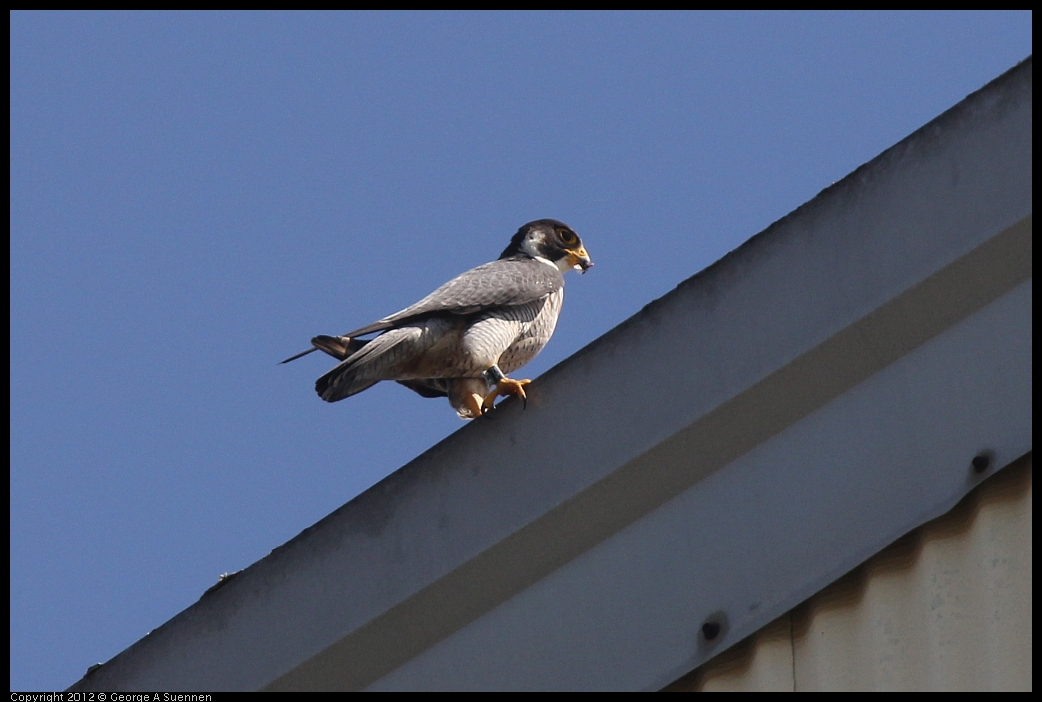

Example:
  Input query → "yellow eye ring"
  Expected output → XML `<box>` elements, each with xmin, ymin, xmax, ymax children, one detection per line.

<box><xmin>558</xmin><ymin>229</ymin><xmax>577</xmax><ymax>245</ymax></box>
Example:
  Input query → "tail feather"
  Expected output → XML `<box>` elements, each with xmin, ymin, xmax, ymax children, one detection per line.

<box><xmin>313</xmin><ymin>328</ymin><xmax>419</xmax><ymax>402</ymax></box>
<box><xmin>280</xmin><ymin>335</ymin><xmax>368</xmax><ymax>364</ymax></box>
<box><xmin>311</xmin><ymin>335</ymin><xmax>368</xmax><ymax>360</ymax></box>
<box><xmin>315</xmin><ymin>366</ymin><xmax>378</xmax><ymax>402</ymax></box>
<box><xmin>280</xmin><ymin>347</ymin><xmax>318</xmax><ymax>364</ymax></box>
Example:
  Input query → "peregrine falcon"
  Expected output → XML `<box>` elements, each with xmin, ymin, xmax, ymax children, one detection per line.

<box><xmin>282</xmin><ymin>219</ymin><xmax>592</xmax><ymax>419</ymax></box>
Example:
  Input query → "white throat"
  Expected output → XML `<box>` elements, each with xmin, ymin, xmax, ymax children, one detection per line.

<box><xmin>521</xmin><ymin>237</ymin><xmax>574</xmax><ymax>272</ymax></box>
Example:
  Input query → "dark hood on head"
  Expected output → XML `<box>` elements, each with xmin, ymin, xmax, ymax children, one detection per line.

<box><xmin>499</xmin><ymin>219</ymin><xmax>572</xmax><ymax>259</ymax></box>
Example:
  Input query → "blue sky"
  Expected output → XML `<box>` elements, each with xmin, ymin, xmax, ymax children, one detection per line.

<box><xmin>10</xmin><ymin>11</ymin><xmax>1031</xmax><ymax>691</ymax></box>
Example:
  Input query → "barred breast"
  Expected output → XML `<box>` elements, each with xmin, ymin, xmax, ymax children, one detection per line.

<box><xmin>497</xmin><ymin>286</ymin><xmax>564</xmax><ymax>374</ymax></box>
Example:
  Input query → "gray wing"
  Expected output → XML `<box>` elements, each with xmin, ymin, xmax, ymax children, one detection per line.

<box><xmin>344</xmin><ymin>256</ymin><xmax>564</xmax><ymax>337</ymax></box>
<box><xmin>300</xmin><ymin>335</ymin><xmax>449</xmax><ymax>397</ymax></box>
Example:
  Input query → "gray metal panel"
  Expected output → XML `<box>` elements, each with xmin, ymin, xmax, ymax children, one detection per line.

<box><xmin>671</xmin><ymin>614</ymin><xmax>797</xmax><ymax>692</ymax></box>
<box><xmin>676</xmin><ymin>454</ymin><xmax>1032</xmax><ymax>692</ymax></box>
<box><xmin>792</xmin><ymin>458</ymin><xmax>1033</xmax><ymax>691</ymax></box>
<box><xmin>368</xmin><ymin>279</ymin><xmax>1031</xmax><ymax>690</ymax></box>
<box><xmin>70</xmin><ymin>59</ymin><xmax>1032</xmax><ymax>692</ymax></box>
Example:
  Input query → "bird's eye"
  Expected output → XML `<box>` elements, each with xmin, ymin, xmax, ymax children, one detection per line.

<box><xmin>558</xmin><ymin>229</ymin><xmax>577</xmax><ymax>245</ymax></box>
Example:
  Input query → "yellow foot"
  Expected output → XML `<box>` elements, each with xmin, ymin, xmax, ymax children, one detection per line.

<box><xmin>482</xmin><ymin>378</ymin><xmax>532</xmax><ymax>413</ymax></box>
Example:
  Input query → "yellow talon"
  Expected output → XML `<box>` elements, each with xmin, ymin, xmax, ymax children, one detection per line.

<box><xmin>482</xmin><ymin>378</ymin><xmax>532</xmax><ymax>413</ymax></box>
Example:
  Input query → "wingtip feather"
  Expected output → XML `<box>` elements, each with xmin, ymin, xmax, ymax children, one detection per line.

<box><xmin>280</xmin><ymin>347</ymin><xmax>317</xmax><ymax>364</ymax></box>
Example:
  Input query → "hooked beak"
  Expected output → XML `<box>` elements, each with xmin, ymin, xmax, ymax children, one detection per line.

<box><xmin>567</xmin><ymin>245</ymin><xmax>593</xmax><ymax>274</ymax></box>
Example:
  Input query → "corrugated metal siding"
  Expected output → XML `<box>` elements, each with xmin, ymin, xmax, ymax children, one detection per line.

<box><xmin>666</xmin><ymin>453</ymin><xmax>1032</xmax><ymax>692</ymax></box>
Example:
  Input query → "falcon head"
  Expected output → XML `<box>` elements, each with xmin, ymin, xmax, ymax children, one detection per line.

<box><xmin>500</xmin><ymin>219</ymin><xmax>593</xmax><ymax>273</ymax></box>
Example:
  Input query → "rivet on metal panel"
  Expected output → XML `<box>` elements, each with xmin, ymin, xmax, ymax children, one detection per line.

<box><xmin>971</xmin><ymin>452</ymin><xmax>992</xmax><ymax>473</ymax></box>
<box><xmin>700</xmin><ymin>611</ymin><xmax>729</xmax><ymax>647</ymax></box>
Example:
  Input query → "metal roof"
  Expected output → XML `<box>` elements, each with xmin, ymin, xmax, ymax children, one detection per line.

<box><xmin>673</xmin><ymin>453</ymin><xmax>1032</xmax><ymax>691</ymax></box>
<box><xmin>71</xmin><ymin>57</ymin><xmax>1032</xmax><ymax>692</ymax></box>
